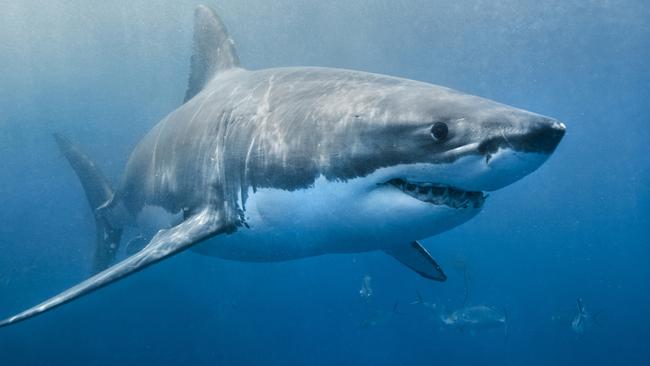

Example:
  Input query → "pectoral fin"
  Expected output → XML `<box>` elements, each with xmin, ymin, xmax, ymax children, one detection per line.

<box><xmin>384</xmin><ymin>241</ymin><xmax>447</xmax><ymax>281</ymax></box>
<box><xmin>0</xmin><ymin>208</ymin><xmax>234</xmax><ymax>328</ymax></box>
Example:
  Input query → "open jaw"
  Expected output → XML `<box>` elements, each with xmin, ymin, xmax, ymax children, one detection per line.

<box><xmin>383</xmin><ymin>178</ymin><xmax>487</xmax><ymax>209</ymax></box>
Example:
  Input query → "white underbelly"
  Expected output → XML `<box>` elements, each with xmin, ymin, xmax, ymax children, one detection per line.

<box><xmin>192</xmin><ymin>181</ymin><xmax>380</xmax><ymax>262</ymax></box>
<box><xmin>191</xmin><ymin>174</ymin><xmax>480</xmax><ymax>262</ymax></box>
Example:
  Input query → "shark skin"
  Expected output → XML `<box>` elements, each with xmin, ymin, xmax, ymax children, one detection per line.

<box><xmin>0</xmin><ymin>5</ymin><xmax>565</xmax><ymax>328</ymax></box>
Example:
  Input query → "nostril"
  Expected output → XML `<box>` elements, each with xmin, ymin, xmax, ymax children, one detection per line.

<box><xmin>477</xmin><ymin>137</ymin><xmax>502</xmax><ymax>156</ymax></box>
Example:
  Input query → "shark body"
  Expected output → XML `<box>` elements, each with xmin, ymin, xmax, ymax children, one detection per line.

<box><xmin>0</xmin><ymin>5</ymin><xmax>565</xmax><ymax>328</ymax></box>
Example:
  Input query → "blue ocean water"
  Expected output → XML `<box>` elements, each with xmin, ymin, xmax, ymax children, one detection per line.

<box><xmin>0</xmin><ymin>1</ymin><xmax>648</xmax><ymax>365</ymax></box>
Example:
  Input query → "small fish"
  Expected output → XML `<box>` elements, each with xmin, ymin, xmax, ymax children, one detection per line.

<box><xmin>410</xmin><ymin>291</ymin><xmax>438</xmax><ymax>314</ymax></box>
<box><xmin>359</xmin><ymin>302</ymin><xmax>401</xmax><ymax>329</ymax></box>
<box><xmin>571</xmin><ymin>298</ymin><xmax>587</xmax><ymax>333</ymax></box>
<box><xmin>571</xmin><ymin>298</ymin><xmax>602</xmax><ymax>334</ymax></box>
<box><xmin>441</xmin><ymin>305</ymin><xmax>508</xmax><ymax>337</ymax></box>
<box><xmin>359</xmin><ymin>275</ymin><xmax>373</xmax><ymax>302</ymax></box>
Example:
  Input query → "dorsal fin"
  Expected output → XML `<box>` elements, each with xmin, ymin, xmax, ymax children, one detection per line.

<box><xmin>184</xmin><ymin>5</ymin><xmax>241</xmax><ymax>102</ymax></box>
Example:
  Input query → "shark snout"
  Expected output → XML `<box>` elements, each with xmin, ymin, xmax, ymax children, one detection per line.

<box><xmin>464</xmin><ymin>117</ymin><xmax>566</xmax><ymax>192</ymax></box>
<box><xmin>514</xmin><ymin>119</ymin><xmax>566</xmax><ymax>154</ymax></box>
<box><xmin>478</xmin><ymin>118</ymin><xmax>566</xmax><ymax>156</ymax></box>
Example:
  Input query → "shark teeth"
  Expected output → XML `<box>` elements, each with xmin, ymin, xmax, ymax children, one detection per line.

<box><xmin>384</xmin><ymin>178</ymin><xmax>486</xmax><ymax>209</ymax></box>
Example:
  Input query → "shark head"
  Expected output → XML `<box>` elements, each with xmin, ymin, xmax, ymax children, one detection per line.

<box><xmin>292</xmin><ymin>72</ymin><xmax>567</xmax><ymax>242</ymax></box>
<box><xmin>354</xmin><ymin>80</ymin><xmax>567</xmax><ymax>188</ymax></box>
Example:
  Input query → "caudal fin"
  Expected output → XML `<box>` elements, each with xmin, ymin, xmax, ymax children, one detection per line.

<box><xmin>53</xmin><ymin>134</ymin><xmax>122</xmax><ymax>272</ymax></box>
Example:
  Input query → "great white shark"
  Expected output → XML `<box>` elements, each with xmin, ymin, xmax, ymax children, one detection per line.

<box><xmin>0</xmin><ymin>5</ymin><xmax>565</xmax><ymax>327</ymax></box>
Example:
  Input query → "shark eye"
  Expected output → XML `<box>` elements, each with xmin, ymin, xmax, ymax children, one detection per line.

<box><xmin>430</xmin><ymin>122</ymin><xmax>449</xmax><ymax>141</ymax></box>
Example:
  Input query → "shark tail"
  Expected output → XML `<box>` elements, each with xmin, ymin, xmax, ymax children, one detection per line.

<box><xmin>53</xmin><ymin>134</ymin><xmax>122</xmax><ymax>273</ymax></box>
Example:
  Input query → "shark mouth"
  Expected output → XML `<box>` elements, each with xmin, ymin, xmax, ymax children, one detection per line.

<box><xmin>384</xmin><ymin>178</ymin><xmax>487</xmax><ymax>209</ymax></box>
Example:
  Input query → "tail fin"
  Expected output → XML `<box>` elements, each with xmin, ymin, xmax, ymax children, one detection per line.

<box><xmin>53</xmin><ymin>134</ymin><xmax>122</xmax><ymax>273</ymax></box>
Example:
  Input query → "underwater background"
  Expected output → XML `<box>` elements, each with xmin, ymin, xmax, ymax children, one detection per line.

<box><xmin>0</xmin><ymin>1</ymin><xmax>648</xmax><ymax>365</ymax></box>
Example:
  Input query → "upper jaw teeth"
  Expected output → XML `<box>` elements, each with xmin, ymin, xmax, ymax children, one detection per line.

<box><xmin>384</xmin><ymin>178</ymin><xmax>486</xmax><ymax>209</ymax></box>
